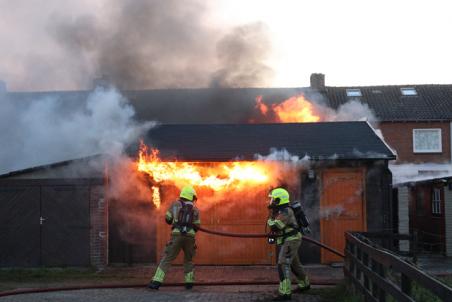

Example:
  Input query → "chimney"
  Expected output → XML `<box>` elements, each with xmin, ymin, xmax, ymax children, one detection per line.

<box><xmin>310</xmin><ymin>73</ymin><xmax>325</xmax><ymax>90</ymax></box>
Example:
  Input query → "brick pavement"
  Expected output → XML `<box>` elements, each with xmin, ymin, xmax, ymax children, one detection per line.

<box><xmin>103</xmin><ymin>264</ymin><xmax>343</xmax><ymax>285</ymax></box>
<box><xmin>0</xmin><ymin>286</ymin><xmax>324</xmax><ymax>302</ymax></box>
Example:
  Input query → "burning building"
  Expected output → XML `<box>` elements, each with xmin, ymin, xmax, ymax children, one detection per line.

<box><xmin>113</xmin><ymin>121</ymin><xmax>395</xmax><ymax>265</ymax></box>
<box><xmin>0</xmin><ymin>121</ymin><xmax>394</xmax><ymax>267</ymax></box>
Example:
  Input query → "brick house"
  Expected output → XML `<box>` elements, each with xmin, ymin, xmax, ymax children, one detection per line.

<box><xmin>312</xmin><ymin>74</ymin><xmax>452</xmax><ymax>256</ymax></box>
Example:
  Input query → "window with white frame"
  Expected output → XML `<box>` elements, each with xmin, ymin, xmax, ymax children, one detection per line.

<box><xmin>432</xmin><ymin>188</ymin><xmax>441</xmax><ymax>215</ymax></box>
<box><xmin>413</xmin><ymin>129</ymin><xmax>442</xmax><ymax>153</ymax></box>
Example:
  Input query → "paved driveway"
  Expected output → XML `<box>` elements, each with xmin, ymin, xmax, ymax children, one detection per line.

<box><xmin>0</xmin><ymin>285</ymin><xmax>323</xmax><ymax>302</ymax></box>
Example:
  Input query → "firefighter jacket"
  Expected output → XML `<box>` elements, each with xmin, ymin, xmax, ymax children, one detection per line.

<box><xmin>165</xmin><ymin>199</ymin><xmax>200</xmax><ymax>237</ymax></box>
<box><xmin>267</xmin><ymin>205</ymin><xmax>301</xmax><ymax>245</ymax></box>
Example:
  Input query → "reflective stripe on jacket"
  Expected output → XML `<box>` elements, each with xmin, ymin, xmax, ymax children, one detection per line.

<box><xmin>267</xmin><ymin>206</ymin><xmax>301</xmax><ymax>245</ymax></box>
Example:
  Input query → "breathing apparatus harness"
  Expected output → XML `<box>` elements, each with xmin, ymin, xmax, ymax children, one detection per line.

<box><xmin>266</xmin><ymin>198</ymin><xmax>311</xmax><ymax>245</ymax></box>
<box><xmin>290</xmin><ymin>200</ymin><xmax>312</xmax><ymax>235</ymax></box>
<box><xmin>172</xmin><ymin>198</ymin><xmax>196</xmax><ymax>234</ymax></box>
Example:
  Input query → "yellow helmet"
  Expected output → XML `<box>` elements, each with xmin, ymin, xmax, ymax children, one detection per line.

<box><xmin>269</xmin><ymin>188</ymin><xmax>290</xmax><ymax>205</ymax></box>
<box><xmin>180</xmin><ymin>186</ymin><xmax>197</xmax><ymax>201</ymax></box>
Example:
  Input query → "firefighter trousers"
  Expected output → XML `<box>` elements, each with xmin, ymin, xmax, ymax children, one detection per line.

<box><xmin>152</xmin><ymin>234</ymin><xmax>196</xmax><ymax>284</ymax></box>
<box><xmin>277</xmin><ymin>238</ymin><xmax>309</xmax><ymax>295</ymax></box>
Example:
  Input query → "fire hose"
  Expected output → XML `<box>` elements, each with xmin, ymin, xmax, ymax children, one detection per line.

<box><xmin>197</xmin><ymin>226</ymin><xmax>345</xmax><ymax>259</ymax></box>
<box><xmin>0</xmin><ymin>228</ymin><xmax>344</xmax><ymax>298</ymax></box>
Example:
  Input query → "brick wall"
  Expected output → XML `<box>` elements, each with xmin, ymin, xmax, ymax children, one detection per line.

<box><xmin>445</xmin><ymin>186</ymin><xmax>452</xmax><ymax>257</ymax></box>
<box><xmin>90</xmin><ymin>185</ymin><xmax>108</xmax><ymax>270</ymax></box>
<box><xmin>380</xmin><ymin>122</ymin><xmax>451</xmax><ymax>163</ymax></box>
<box><xmin>398</xmin><ymin>186</ymin><xmax>410</xmax><ymax>251</ymax></box>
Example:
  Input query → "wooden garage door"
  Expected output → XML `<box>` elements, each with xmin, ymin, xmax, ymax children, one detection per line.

<box><xmin>320</xmin><ymin>168</ymin><xmax>366</xmax><ymax>264</ymax></box>
<box><xmin>156</xmin><ymin>189</ymin><xmax>274</xmax><ymax>265</ymax></box>
<box><xmin>0</xmin><ymin>186</ymin><xmax>40</xmax><ymax>267</ymax></box>
<box><xmin>0</xmin><ymin>182</ymin><xmax>91</xmax><ymax>267</ymax></box>
<box><xmin>41</xmin><ymin>186</ymin><xmax>90</xmax><ymax>266</ymax></box>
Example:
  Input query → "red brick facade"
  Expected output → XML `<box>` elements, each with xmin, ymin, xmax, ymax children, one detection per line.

<box><xmin>380</xmin><ymin>122</ymin><xmax>451</xmax><ymax>163</ymax></box>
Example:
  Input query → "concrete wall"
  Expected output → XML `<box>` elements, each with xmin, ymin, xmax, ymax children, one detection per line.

<box><xmin>445</xmin><ymin>185</ymin><xmax>452</xmax><ymax>257</ymax></box>
<box><xmin>398</xmin><ymin>186</ymin><xmax>410</xmax><ymax>251</ymax></box>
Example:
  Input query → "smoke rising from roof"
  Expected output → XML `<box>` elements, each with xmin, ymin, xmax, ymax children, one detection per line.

<box><xmin>210</xmin><ymin>22</ymin><xmax>274</xmax><ymax>88</ymax></box>
<box><xmin>391</xmin><ymin>163</ymin><xmax>452</xmax><ymax>185</ymax></box>
<box><xmin>329</xmin><ymin>100</ymin><xmax>377</xmax><ymax>123</ymax></box>
<box><xmin>0</xmin><ymin>0</ymin><xmax>274</xmax><ymax>91</ymax></box>
<box><xmin>250</xmin><ymin>92</ymin><xmax>378</xmax><ymax>125</ymax></box>
<box><xmin>50</xmin><ymin>0</ymin><xmax>217</xmax><ymax>90</ymax></box>
<box><xmin>0</xmin><ymin>87</ymin><xmax>153</xmax><ymax>174</ymax></box>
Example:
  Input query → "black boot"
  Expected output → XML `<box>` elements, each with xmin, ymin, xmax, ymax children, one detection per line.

<box><xmin>185</xmin><ymin>283</ymin><xmax>193</xmax><ymax>290</ymax></box>
<box><xmin>293</xmin><ymin>284</ymin><xmax>311</xmax><ymax>293</ymax></box>
<box><xmin>272</xmin><ymin>294</ymin><xmax>292</xmax><ymax>301</ymax></box>
<box><xmin>147</xmin><ymin>281</ymin><xmax>161</xmax><ymax>290</ymax></box>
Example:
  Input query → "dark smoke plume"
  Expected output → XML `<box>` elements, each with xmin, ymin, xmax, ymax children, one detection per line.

<box><xmin>210</xmin><ymin>22</ymin><xmax>274</xmax><ymax>88</ymax></box>
<box><xmin>49</xmin><ymin>0</ymin><xmax>273</xmax><ymax>90</ymax></box>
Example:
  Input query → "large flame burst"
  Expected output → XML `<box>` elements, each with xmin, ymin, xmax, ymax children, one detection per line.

<box><xmin>255</xmin><ymin>95</ymin><xmax>322</xmax><ymax>123</ymax></box>
<box><xmin>137</xmin><ymin>143</ymin><xmax>274</xmax><ymax>208</ymax></box>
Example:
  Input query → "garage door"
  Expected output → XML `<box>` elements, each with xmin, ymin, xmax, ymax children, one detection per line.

<box><xmin>156</xmin><ymin>189</ymin><xmax>275</xmax><ymax>265</ymax></box>
<box><xmin>0</xmin><ymin>181</ymin><xmax>90</xmax><ymax>267</ymax></box>
<box><xmin>0</xmin><ymin>186</ymin><xmax>40</xmax><ymax>267</ymax></box>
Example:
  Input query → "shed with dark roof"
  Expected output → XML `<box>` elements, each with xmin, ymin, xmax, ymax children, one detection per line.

<box><xmin>138</xmin><ymin>121</ymin><xmax>395</xmax><ymax>264</ymax></box>
<box><xmin>141</xmin><ymin>121</ymin><xmax>395</xmax><ymax>161</ymax></box>
<box><xmin>0</xmin><ymin>121</ymin><xmax>395</xmax><ymax>266</ymax></box>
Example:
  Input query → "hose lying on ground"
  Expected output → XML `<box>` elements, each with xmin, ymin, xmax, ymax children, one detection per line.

<box><xmin>197</xmin><ymin>226</ymin><xmax>345</xmax><ymax>258</ymax></box>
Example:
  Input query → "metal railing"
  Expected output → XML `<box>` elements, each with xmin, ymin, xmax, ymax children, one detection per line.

<box><xmin>344</xmin><ymin>231</ymin><xmax>452</xmax><ymax>302</ymax></box>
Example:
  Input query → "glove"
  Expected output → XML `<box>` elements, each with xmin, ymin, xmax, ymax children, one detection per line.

<box><xmin>301</xmin><ymin>227</ymin><xmax>311</xmax><ymax>235</ymax></box>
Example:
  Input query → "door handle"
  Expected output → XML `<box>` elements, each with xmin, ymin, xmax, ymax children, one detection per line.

<box><xmin>40</xmin><ymin>217</ymin><xmax>46</xmax><ymax>225</ymax></box>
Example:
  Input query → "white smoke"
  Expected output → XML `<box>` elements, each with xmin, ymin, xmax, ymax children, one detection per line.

<box><xmin>255</xmin><ymin>148</ymin><xmax>311</xmax><ymax>166</ymax></box>
<box><xmin>390</xmin><ymin>163</ymin><xmax>452</xmax><ymax>185</ymax></box>
<box><xmin>326</xmin><ymin>100</ymin><xmax>377</xmax><ymax>123</ymax></box>
<box><xmin>352</xmin><ymin>148</ymin><xmax>392</xmax><ymax>159</ymax></box>
<box><xmin>0</xmin><ymin>86</ymin><xmax>154</xmax><ymax>174</ymax></box>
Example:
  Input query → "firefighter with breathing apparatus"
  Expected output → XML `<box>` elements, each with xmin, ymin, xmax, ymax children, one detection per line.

<box><xmin>148</xmin><ymin>185</ymin><xmax>200</xmax><ymax>290</ymax></box>
<box><xmin>267</xmin><ymin>187</ymin><xmax>310</xmax><ymax>301</ymax></box>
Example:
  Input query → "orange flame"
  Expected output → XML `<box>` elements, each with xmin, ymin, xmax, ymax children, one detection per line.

<box><xmin>255</xmin><ymin>95</ymin><xmax>268</xmax><ymax>115</ymax></box>
<box><xmin>151</xmin><ymin>186</ymin><xmax>161</xmax><ymax>209</ymax></box>
<box><xmin>255</xmin><ymin>94</ymin><xmax>322</xmax><ymax>123</ymax></box>
<box><xmin>137</xmin><ymin>142</ymin><xmax>274</xmax><ymax>208</ymax></box>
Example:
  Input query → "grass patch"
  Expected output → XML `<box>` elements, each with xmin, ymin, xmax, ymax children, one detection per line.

<box><xmin>441</xmin><ymin>276</ymin><xmax>452</xmax><ymax>287</ymax></box>
<box><xmin>0</xmin><ymin>268</ymin><xmax>144</xmax><ymax>292</ymax></box>
<box><xmin>0</xmin><ymin>268</ymin><xmax>102</xmax><ymax>282</ymax></box>
<box><xmin>326</xmin><ymin>276</ymin><xmax>452</xmax><ymax>302</ymax></box>
<box><xmin>410</xmin><ymin>276</ymin><xmax>452</xmax><ymax>302</ymax></box>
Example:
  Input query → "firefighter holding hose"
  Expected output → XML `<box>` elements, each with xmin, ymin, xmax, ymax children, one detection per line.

<box><xmin>267</xmin><ymin>188</ymin><xmax>310</xmax><ymax>301</ymax></box>
<box><xmin>148</xmin><ymin>185</ymin><xmax>200</xmax><ymax>290</ymax></box>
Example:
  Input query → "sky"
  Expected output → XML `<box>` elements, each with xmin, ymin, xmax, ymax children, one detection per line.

<box><xmin>1</xmin><ymin>0</ymin><xmax>452</xmax><ymax>91</ymax></box>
